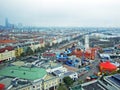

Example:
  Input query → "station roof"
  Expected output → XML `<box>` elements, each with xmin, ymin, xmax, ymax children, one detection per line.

<box><xmin>107</xmin><ymin>74</ymin><xmax>120</xmax><ymax>87</ymax></box>
<box><xmin>82</xmin><ymin>81</ymin><xmax>107</xmax><ymax>90</ymax></box>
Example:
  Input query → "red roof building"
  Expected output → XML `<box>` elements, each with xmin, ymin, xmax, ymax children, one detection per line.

<box><xmin>43</xmin><ymin>52</ymin><xmax>56</xmax><ymax>57</ymax></box>
<box><xmin>0</xmin><ymin>46</ymin><xmax>14</xmax><ymax>53</ymax></box>
<box><xmin>0</xmin><ymin>83</ymin><xmax>5</xmax><ymax>90</ymax></box>
<box><xmin>0</xmin><ymin>39</ymin><xmax>17</xmax><ymax>44</ymax></box>
<box><xmin>99</xmin><ymin>61</ymin><xmax>117</xmax><ymax>72</ymax></box>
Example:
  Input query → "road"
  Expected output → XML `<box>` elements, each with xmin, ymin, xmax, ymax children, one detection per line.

<box><xmin>78</xmin><ymin>53</ymin><xmax>101</xmax><ymax>82</ymax></box>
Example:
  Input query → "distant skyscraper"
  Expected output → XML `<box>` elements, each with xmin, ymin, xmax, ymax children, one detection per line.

<box><xmin>5</xmin><ymin>18</ymin><xmax>9</xmax><ymax>27</ymax></box>
<box><xmin>18</xmin><ymin>23</ymin><xmax>23</xmax><ymax>28</ymax></box>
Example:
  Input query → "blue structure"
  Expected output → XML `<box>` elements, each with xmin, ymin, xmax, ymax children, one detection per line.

<box><xmin>66</xmin><ymin>59</ymin><xmax>79</xmax><ymax>67</ymax></box>
<box><xmin>71</xmin><ymin>45</ymin><xmax>76</xmax><ymax>51</ymax></box>
<box><xmin>64</xmin><ymin>48</ymin><xmax>72</xmax><ymax>55</ymax></box>
<box><xmin>64</xmin><ymin>45</ymin><xmax>76</xmax><ymax>55</ymax></box>
<box><xmin>56</xmin><ymin>53</ymin><xmax>68</xmax><ymax>61</ymax></box>
<box><xmin>85</xmin><ymin>66</ymin><xmax>91</xmax><ymax>71</ymax></box>
<box><xmin>90</xmin><ymin>75</ymin><xmax>98</xmax><ymax>79</ymax></box>
<box><xmin>103</xmin><ymin>48</ymin><xmax>114</xmax><ymax>53</ymax></box>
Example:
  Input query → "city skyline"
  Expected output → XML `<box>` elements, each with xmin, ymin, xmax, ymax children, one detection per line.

<box><xmin>0</xmin><ymin>0</ymin><xmax>120</xmax><ymax>27</ymax></box>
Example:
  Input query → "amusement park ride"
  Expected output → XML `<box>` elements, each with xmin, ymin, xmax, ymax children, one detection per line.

<box><xmin>56</xmin><ymin>35</ymin><xmax>97</xmax><ymax>67</ymax></box>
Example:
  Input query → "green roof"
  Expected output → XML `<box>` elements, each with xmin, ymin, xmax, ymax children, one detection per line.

<box><xmin>0</xmin><ymin>66</ymin><xmax>47</xmax><ymax>80</ymax></box>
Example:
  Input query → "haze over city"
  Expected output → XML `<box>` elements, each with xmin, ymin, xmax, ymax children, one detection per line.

<box><xmin>1</xmin><ymin>0</ymin><xmax>120</xmax><ymax>90</ymax></box>
<box><xmin>0</xmin><ymin>0</ymin><xmax>120</xmax><ymax>27</ymax></box>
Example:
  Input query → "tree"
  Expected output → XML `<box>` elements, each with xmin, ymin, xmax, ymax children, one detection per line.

<box><xmin>20</xmin><ymin>52</ymin><xmax>26</xmax><ymax>57</ymax></box>
<box><xmin>37</xmin><ymin>47</ymin><xmax>41</xmax><ymax>52</ymax></box>
<box><xmin>63</xmin><ymin>76</ymin><xmax>74</xmax><ymax>87</ymax></box>
<box><xmin>98</xmin><ymin>49</ymin><xmax>104</xmax><ymax>53</ymax></box>
<box><xmin>35</xmin><ymin>47</ymin><xmax>41</xmax><ymax>53</ymax></box>
<box><xmin>117</xmin><ymin>69</ymin><xmax>120</xmax><ymax>73</ymax></box>
<box><xmin>41</xmin><ymin>46</ymin><xmax>45</xmax><ymax>53</ymax></box>
<box><xmin>78</xmin><ymin>80</ymin><xmax>84</xmax><ymax>84</ymax></box>
<box><xmin>26</xmin><ymin>47</ymin><xmax>33</xmax><ymax>55</ymax></box>
<box><xmin>57</xmin><ymin>83</ymin><xmax>67</xmax><ymax>90</ymax></box>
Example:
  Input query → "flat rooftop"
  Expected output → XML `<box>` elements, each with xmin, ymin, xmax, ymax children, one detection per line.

<box><xmin>82</xmin><ymin>81</ymin><xmax>108</xmax><ymax>90</ymax></box>
<box><xmin>0</xmin><ymin>66</ymin><xmax>47</xmax><ymax>80</ymax></box>
<box><xmin>107</xmin><ymin>74</ymin><xmax>120</xmax><ymax>88</ymax></box>
<box><xmin>12</xmin><ymin>61</ymin><xmax>25</xmax><ymax>66</ymax></box>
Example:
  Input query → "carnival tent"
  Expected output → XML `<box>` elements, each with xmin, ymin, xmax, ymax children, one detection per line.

<box><xmin>99</xmin><ymin>61</ymin><xmax>117</xmax><ymax>72</ymax></box>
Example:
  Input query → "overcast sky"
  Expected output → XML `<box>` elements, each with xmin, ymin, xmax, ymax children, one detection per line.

<box><xmin>0</xmin><ymin>0</ymin><xmax>120</xmax><ymax>27</ymax></box>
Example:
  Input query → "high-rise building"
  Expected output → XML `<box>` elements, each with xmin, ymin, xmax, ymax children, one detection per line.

<box><xmin>5</xmin><ymin>18</ymin><xmax>9</xmax><ymax>27</ymax></box>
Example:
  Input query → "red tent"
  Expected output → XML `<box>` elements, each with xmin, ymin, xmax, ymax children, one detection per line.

<box><xmin>73</xmin><ymin>49</ymin><xmax>96</xmax><ymax>60</ymax></box>
<box><xmin>0</xmin><ymin>83</ymin><xmax>5</xmax><ymax>90</ymax></box>
<box><xmin>99</xmin><ymin>61</ymin><xmax>117</xmax><ymax>72</ymax></box>
<box><xmin>43</xmin><ymin>53</ymin><xmax>55</xmax><ymax>57</ymax></box>
<box><xmin>73</xmin><ymin>49</ymin><xmax>82</xmax><ymax>57</ymax></box>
